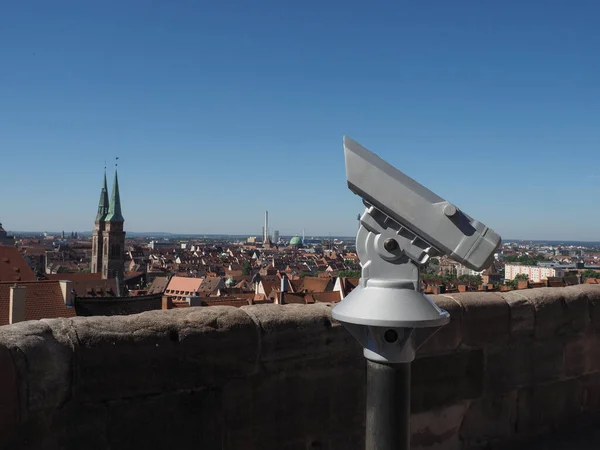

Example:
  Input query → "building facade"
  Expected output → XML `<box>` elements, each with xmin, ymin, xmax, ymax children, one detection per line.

<box><xmin>504</xmin><ymin>264</ymin><xmax>564</xmax><ymax>283</ymax></box>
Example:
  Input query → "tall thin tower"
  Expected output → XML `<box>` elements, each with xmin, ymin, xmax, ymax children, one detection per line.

<box><xmin>264</xmin><ymin>210</ymin><xmax>269</xmax><ymax>242</ymax></box>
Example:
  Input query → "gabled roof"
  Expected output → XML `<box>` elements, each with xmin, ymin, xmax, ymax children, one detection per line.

<box><xmin>198</xmin><ymin>276</ymin><xmax>224</xmax><ymax>293</ymax></box>
<box><xmin>302</xmin><ymin>277</ymin><xmax>334</xmax><ymax>293</ymax></box>
<box><xmin>166</xmin><ymin>276</ymin><xmax>203</xmax><ymax>294</ymax></box>
<box><xmin>0</xmin><ymin>280</ymin><xmax>76</xmax><ymax>326</ymax></box>
<box><xmin>147</xmin><ymin>276</ymin><xmax>170</xmax><ymax>295</ymax></box>
<box><xmin>0</xmin><ymin>247</ymin><xmax>36</xmax><ymax>282</ymax></box>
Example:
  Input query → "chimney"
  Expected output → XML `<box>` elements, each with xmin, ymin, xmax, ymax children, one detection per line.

<box><xmin>280</xmin><ymin>274</ymin><xmax>288</xmax><ymax>304</ymax></box>
<box><xmin>9</xmin><ymin>285</ymin><xmax>26</xmax><ymax>324</ymax></box>
<box><xmin>59</xmin><ymin>280</ymin><xmax>73</xmax><ymax>307</ymax></box>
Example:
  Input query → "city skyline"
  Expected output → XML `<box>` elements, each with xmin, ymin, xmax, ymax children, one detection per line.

<box><xmin>1</xmin><ymin>1</ymin><xmax>599</xmax><ymax>239</ymax></box>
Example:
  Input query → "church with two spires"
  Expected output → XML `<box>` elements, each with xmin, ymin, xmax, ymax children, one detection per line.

<box><xmin>91</xmin><ymin>169</ymin><xmax>125</xmax><ymax>281</ymax></box>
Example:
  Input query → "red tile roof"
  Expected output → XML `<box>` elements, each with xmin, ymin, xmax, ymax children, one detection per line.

<box><xmin>0</xmin><ymin>247</ymin><xmax>35</xmax><ymax>283</ymax></box>
<box><xmin>0</xmin><ymin>281</ymin><xmax>76</xmax><ymax>326</ymax></box>
<box><xmin>46</xmin><ymin>273</ymin><xmax>102</xmax><ymax>281</ymax></box>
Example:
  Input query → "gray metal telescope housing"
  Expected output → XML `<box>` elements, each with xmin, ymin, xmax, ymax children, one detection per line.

<box><xmin>332</xmin><ymin>136</ymin><xmax>501</xmax><ymax>364</ymax></box>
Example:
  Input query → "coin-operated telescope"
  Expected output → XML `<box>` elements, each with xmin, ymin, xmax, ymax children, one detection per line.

<box><xmin>333</xmin><ymin>137</ymin><xmax>501</xmax><ymax>450</ymax></box>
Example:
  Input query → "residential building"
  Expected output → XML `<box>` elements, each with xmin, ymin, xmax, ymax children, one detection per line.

<box><xmin>505</xmin><ymin>264</ymin><xmax>565</xmax><ymax>283</ymax></box>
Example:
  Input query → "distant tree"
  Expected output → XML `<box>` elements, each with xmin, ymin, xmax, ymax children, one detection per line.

<box><xmin>337</xmin><ymin>270</ymin><xmax>361</xmax><ymax>278</ymax></box>
<box><xmin>422</xmin><ymin>257</ymin><xmax>440</xmax><ymax>275</ymax></box>
<box><xmin>506</xmin><ymin>273</ymin><xmax>528</xmax><ymax>288</ymax></box>
<box><xmin>458</xmin><ymin>274</ymin><xmax>483</xmax><ymax>286</ymax></box>
<box><xmin>582</xmin><ymin>269</ymin><xmax>600</xmax><ymax>281</ymax></box>
<box><xmin>503</xmin><ymin>254</ymin><xmax>549</xmax><ymax>266</ymax></box>
<box><xmin>241</xmin><ymin>261</ymin><xmax>252</xmax><ymax>276</ymax></box>
<box><xmin>56</xmin><ymin>267</ymin><xmax>70</xmax><ymax>274</ymax></box>
<box><xmin>300</xmin><ymin>272</ymin><xmax>313</xmax><ymax>278</ymax></box>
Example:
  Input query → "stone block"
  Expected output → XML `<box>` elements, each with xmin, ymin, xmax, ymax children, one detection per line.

<box><xmin>411</xmin><ymin>402</ymin><xmax>469</xmax><ymax>450</ymax></box>
<box><xmin>70</xmin><ymin>306</ymin><xmax>259</xmax><ymax>402</ymax></box>
<box><xmin>446</xmin><ymin>292</ymin><xmax>510</xmax><ymax>348</ymax></box>
<box><xmin>0</xmin><ymin>320</ymin><xmax>73</xmax><ymax>419</ymax></box>
<box><xmin>516</xmin><ymin>379</ymin><xmax>582</xmax><ymax>434</ymax></box>
<box><xmin>564</xmin><ymin>330</ymin><xmax>600</xmax><ymax>377</ymax></box>
<box><xmin>566</xmin><ymin>284</ymin><xmax>600</xmax><ymax>329</ymax></box>
<box><xmin>242</xmin><ymin>303</ymin><xmax>362</xmax><ymax>372</ymax></box>
<box><xmin>486</xmin><ymin>340</ymin><xmax>565</xmax><ymax>393</ymax></box>
<box><xmin>0</xmin><ymin>344</ymin><xmax>18</xmax><ymax>442</ymax></box>
<box><xmin>417</xmin><ymin>295</ymin><xmax>463</xmax><ymax>356</ymax></box>
<box><xmin>580</xmin><ymin>372</ymin><xmax>600</xmax><ymax>413</ymax></box>
<box><xmin>105</xmin><ymin>389</ymin><xmax>222</xmax><ymax>450</ymax></box>
<box><xmin>514</xmin><ymin>287</ymin><xmax>589</xmax><ymax>339</ymax></box>
<box><xmin>412</xmin><ymin>350</ymin><xmax>483</xmax><ymax>413</ymax></box>
<box><xmin>222</xmin><ymin>365</ymin><xmax>366</xmax><ymax>450</ymax></box>
<box><xmin>459</xmin><ymin>392</ymin><xmax>517</xmax><ymax>447</ymax></box>
<box><xmin>499</xmin><ymin>291</ymin><xmax>535</xmax><ymax>339</ymax></box>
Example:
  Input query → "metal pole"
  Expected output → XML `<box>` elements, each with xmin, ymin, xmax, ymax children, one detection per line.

<box><xmin>366</xmin><ymin>360</ymin><xmax>411</xmax><ymax>450</ymax></box>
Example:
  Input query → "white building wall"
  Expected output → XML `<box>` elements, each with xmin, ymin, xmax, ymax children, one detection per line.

<box><xmin>504</xmin><ymin>264</ymin><xmax>564</xmax><ymax>282</ymax></box>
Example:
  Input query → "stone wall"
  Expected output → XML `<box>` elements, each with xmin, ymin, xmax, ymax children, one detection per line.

<box><xmin>74</xmin><ymin>293</ymin><xmax>163</xmax><ymax>316</ymax></box>
<box><xmin>1</xmin><ymin>285</ymin><xmax>600</xmax><ymax>450</ymax></box>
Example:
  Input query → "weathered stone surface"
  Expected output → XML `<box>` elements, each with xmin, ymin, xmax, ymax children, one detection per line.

<box><xmin>499</xmin><ymin>291</ymin><xmax>535</xmax><ymax>339</ymax></box>
<box><xmin>564</xmin><ymin>330</ymin><xmax>600</xmax><ymax>377</ymax></box>
<box><xmin>242</xmin><ymin>303</ymin><xmax>362</xmax><ymax>372</ymax></box>
<box><xmin>486</xmin><ymin>340</ymin><xmax>565</xmax><ymax>393</ymax></box>
<box><xmin>106</xmin><ymin>389</ymin><xmax>222</xmax><ymax>450</ymax></box>
<box><xmin>412</xmin><ymin>402</ymin><xmax>469</xmax><ymax>450</ymax></box>
<box><xmin>0</xmin><ymin>288</ymin><xmax>600</xmax><ymax>450</ymax></box>
<box><xmin>0</xmin><ymin>320</ymin><xmax>73</xmax><ymax>420</ymax></box>
<box><xmin>448</xmin><ymin>292</ymin><xmax>510</xmax><ymax>347</ymax></box>
<box><xmin>460</xmin><ymin>392</ymin><xmax>517</xmax><ymax>447</ymax></box>
<box><xmin>0</xmin><ymin>344</ymin><xmax>17</xmax><ymax>442</ymax></box>
<box><xmin>412</xmin><ymin>350</ymin><xmax>483</xmax><ymax>413</ymax></box>
<box><xmin>558</xmin><ymin>284</ymin><xmax>600</xmax><ymax>329</ymax></box>
<box><xmin>514</xmin><ymin>287</ymin><xmax>589</xmax><ymax>339</ymax></box>
<box><xmin>222</xmin><ymin>366</ymin><xmax>366</xmax><ymax>450</ymax></box>
<box><xmin>70</xmin><ymin>306</ymin><xmax>259</xmax><ymax>402</ymax></box>
<box><xmin>516</xmin><ymin>380</ymin><xmax>582</xmax><ymax>434</ymax></box>
<box><xmin>417</xmin><ymin>295</ymin><xmax>463</xmax><ymax>355</ymax></box>
<box><xmin>580</xmin><ymin>372</ymin><xmax>600</xmax><ymax>413</ymax></box>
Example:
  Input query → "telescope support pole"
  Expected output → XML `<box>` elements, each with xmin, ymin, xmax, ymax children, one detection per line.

<box><xmin>366</xmin><ymin>360</ymin><xmax>411</xmax><ymax>450</ymax></box>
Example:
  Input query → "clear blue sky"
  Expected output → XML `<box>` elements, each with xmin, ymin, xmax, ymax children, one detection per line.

<box><xmin>1</xmin><ymin>1</ymin><xmax>599</xmax><ymax>239</ymax></box>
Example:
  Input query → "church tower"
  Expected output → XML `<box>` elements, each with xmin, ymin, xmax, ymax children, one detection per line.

<box><xmin>101</xmin><ymin>169</ymin><xmax>126</xmax><ymax>281</ymax></box>
<box><xmin>91</xmin><ymin>171</ymin><xmax>109</xmax><ymax>274</ymax></box>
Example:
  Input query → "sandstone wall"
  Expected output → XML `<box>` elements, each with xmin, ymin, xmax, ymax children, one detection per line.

<box><xmin>1</xmin><ymin>285</ymin><xmax>600</xmax><ymax>450</ymax></box>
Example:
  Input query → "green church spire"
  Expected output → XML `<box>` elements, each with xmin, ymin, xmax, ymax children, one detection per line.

<box><xmin>95</xmin><ymin>171</ymin><xmax>109</xmax><ymax>223</ymax></box>
<box><xmin>105</xmin><ymin>169</ymin><xmax>124</xmax><ymax>223</ymax></box>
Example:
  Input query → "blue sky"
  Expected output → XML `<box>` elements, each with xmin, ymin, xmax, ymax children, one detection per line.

<box><xmin>1</xmin><ymin>1</ymin><xmax>599</xmax><ymax>239</ymax></box>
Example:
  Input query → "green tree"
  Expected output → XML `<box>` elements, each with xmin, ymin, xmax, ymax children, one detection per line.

<box><xmin>506</xmin><ymin>273</ymin><xmax>528</xmax><ymax>288</ymax></box>
<box><xmin>241</xmin><ymin>261</ymin><xmax>252</xmax><ymax>276</ymax></box>
<box><xmin>582</xmin><ymin>270</ymin><xmax>600</xmax><ymax>281</ymax></box>
<box><xmin>458</xmin><ymin>274</ymin><xmax>483</xmax><ymax>286</ymax></box>
<box><xmin>503</xmin><ymin>254</ymin><xmax>550</xmax><ymax>266</ymax></box>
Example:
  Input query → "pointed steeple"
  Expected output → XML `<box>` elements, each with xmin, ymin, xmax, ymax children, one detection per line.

<box><xmin>105</xmin><ymin>169</ymin><xmax>124</xmax><ymax>223</ymax></box>
<box><xmin>95</xmin><ymin>170</ymin><xmax>109</xmax><ymax>223</ymax></box>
